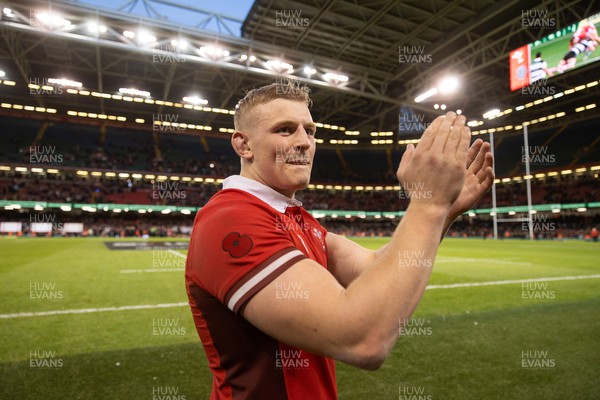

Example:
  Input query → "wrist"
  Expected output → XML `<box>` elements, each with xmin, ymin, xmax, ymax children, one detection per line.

<box><xmin>406</xmin><ymin>201</ymin><xmax>450</xmax><ymax>222</ymax></box>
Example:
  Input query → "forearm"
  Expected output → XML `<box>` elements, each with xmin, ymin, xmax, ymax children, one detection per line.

<box><xmin>440</xmin><ymin>213</ymin><xmax>459</xmax><ymax>241</ymax></box>
<box><xmin>373</xmin><ymin>211</ymin><xmax>456</xmax><ymax>259</ymax></box>
<box><xmin>340</xmin><ymin>202</ymin><xmax>447</xmax><ymax>355</ymax></box>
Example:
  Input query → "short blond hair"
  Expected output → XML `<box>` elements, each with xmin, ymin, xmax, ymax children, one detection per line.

<box><xmin>234</xmin><ymin>80</ymin><xmax>311</xmax><ymax>131</ymax></box>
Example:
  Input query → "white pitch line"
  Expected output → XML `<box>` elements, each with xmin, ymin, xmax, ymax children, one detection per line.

<box><xmin>0</xmin><ymin>302</ymin><xmax>188</xmax><ymax>319</ymax></box>
<box><xmin>435</xmin><ymin>256</ymin><xmax>531</xmax><ymax>266</ymax></box>
<box><xmin>426</xmin><ymin>274</ymin><xmax>600</xmax><ymax>290</ymax></box>
<box><xmin>167</xmin><ymin>249</ymin><xmax>187</xmax><ymax>259</ymax></box>
<box><xmin>3</xmin><ymin>274</ymin><xmax>599</xmax><ymax>320</ymax></box>
<box><xmin>120</xmin><ymin>268</ymin><xmax>184</xmax><ymax>274</ymax></box>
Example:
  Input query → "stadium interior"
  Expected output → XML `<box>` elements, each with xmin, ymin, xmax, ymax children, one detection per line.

<box><xmin>0</xmin><ymin>0</ymin><xmax>599</xmax><ymax>240</ymax></box>
<box><xmin>1</xmin><ymin>1</ymin><xmax>600</xmax><ymax>399</ymax></box>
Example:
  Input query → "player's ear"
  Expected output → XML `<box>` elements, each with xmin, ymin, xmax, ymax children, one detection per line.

<box><xmin>231</xmin><ymin>131</ymin><xmax>253</xmax><ymax>161</ymax></box>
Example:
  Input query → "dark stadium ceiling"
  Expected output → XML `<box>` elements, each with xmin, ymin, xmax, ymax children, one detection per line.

<box><xmin>0</xmin><ymin>0</ymin><xmax>598</xmax><ymax>149</ymax></box>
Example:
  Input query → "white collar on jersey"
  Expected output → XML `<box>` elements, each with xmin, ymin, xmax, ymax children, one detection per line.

<box><xmin>222</xmin><ymin>175</ymin><xmax>303</xmax><ymax>213</ymax></box>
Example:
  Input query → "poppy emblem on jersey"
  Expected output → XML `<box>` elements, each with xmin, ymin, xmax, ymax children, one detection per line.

<box><xmin>222</xmin><ymin>232</ymin><xmax>253</xmax><ymax>258</ymax></box>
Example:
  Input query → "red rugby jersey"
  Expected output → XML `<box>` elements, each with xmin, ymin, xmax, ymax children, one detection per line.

<box><xmin>185</xmin><ymin>175</ymin><xmax>337</xmax><ymax>400</ymax></box>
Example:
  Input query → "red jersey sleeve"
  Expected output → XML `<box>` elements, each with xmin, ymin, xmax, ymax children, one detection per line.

<box><xmin>186</xmin><ymin>190</ymin><xmax>307</xmax><ymax>314</ymax></box>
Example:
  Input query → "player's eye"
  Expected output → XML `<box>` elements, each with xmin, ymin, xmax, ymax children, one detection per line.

<box><xmin>276</xmin><ymin>126</ymin><xmax>293</xmax><ymax>134</ymax></box>
<box><xmin>305</xmin><ymin>128</ymin><xmax>315</xmax><ymax>136</ymax></box>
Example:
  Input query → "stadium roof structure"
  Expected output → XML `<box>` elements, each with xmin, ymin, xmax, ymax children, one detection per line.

<box><xmin>0</xmin><ymin>0</ymin><xmax>598</xmax><ymax>149</ymax></box>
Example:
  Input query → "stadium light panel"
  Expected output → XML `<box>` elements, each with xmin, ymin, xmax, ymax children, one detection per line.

<box><xmin>171</xmin><ymin>39</ymin><xmax>188</xmax><ymax>49</ymax></box>
<box><xmin>183</xmin><ymin>96</ymin><xmax>208</xmax><ymax>105</ymax></box>
<box><xmin>438</xmin><ymin>76</ymin><xmax>459</xmax><ymax>94</ymax></box>
<box><xmin>48</xmin><ymin>78</ymin><xmax>82</xmax><ymax>88</ymax></box>
<box><xmin>483</xmin><ymin>109</ymin><xmax>500</xmax><ymax>119</ymax></box>
<box><xmin>265</xmin><ymin>59</ymin><xmax>293</xmax><ymax>73</ymax></box>
<box><xmin>35</xmin><ymin>11</ymin><xmax>72</xmax><ymax>29</ymax></box>
<box><xmin>0</xmin><ymin>70</ymin><xmax>5</xmax><ymax>77</ymax></box>
<box><xmin>323</xmin><ymin>72</ymin><xmax>349</xmax><ymax>84</ymax></box>
<box><xmin>123</xmin><ymin>30</ymin><xmax>136</xmax><ymax>39</ymax></box>
<box><xmin>87</xmin><ymin>21</ymin><xmax>107</xmax><ymax>34</ymax></box>
<box><xmin>3</xmin><ymin>8</ymin><xmax>13</xmax><ymax>17</ymax></box>
<box><xmin>198</xmin><ymin>46</ymin><xmax>230</xmax><ymax>59</ymax></box>
<box><xmin>119</xmin><ymin>88</ymin><xmax>150</xmax><ymax>97</ymax></box>
<box><xmin>304</xmin><ymin>66</ymin><xmax>316</xmax><ymax>76</ymax></box>
<box><xmin>137</xmin><ymin>30</ymin><xmax>157</xmax><ymax>44</ymax></box>
<box><xmin>240</xmin><ymin>54</ymin><xmax>256</xmax><ymax>62</ymax></box>
<box><xmin>414</xmin><ymin>88</ymin><xmax>437</xmax><ymax>103</ymax></box>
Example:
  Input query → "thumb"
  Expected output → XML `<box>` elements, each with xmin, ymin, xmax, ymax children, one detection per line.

<box><xmin>397</xmin><ymin>143</ymin><xmax>415</xmax><ymax>181</ymax></box>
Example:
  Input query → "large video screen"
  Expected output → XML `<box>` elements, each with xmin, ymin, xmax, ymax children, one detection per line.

<box><xmin>509</xmin><ymin>12</ymin><xmax>600</xmax><ymax>91</ymax></box>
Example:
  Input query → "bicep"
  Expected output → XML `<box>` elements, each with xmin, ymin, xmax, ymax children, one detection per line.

<box><xmin>326</xmin><ymin>232</ymin><xmax>378</xmax><ymax>287</ymax></box>
<box><xmin>241</xmin><ymin>258</ymin><xmax>367</xmax><ymax>367</ymax></box>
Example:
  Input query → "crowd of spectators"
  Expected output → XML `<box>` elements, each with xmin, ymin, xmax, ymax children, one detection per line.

<box><xmin>1</xmin><ymin>169</ymin><xmax>597</xmax><ymax>212</ymax></box>
<box><xmin>2</xmin><ymin>211</ymin><xmax>598</xmax><ymax>240</ymax></box>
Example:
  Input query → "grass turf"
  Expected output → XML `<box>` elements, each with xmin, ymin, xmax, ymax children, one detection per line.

<box><xmin>0</xmin><ymin>237</ymin><xmax>598</xmax><ymax>399</ymax></box>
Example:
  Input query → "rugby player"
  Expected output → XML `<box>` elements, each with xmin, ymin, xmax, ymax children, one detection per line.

<box><xmin>549</xmin><ymin>20</ymin><xmax>600</xmax><ymax>75</ymax></box>
<box><xmin>185</xmin><ymin>81</ymin><xmax>494</xmax><ymax>399</ymax></box>
<box><xmin>530</xmin><ymin>52</ymin><xmax>553</xmax><ymax>81</ymax></box>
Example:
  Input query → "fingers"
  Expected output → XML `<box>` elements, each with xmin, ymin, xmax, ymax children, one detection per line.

<box><xmin>468</xmin><ymin>140</ymin><xmax>487</xmax><ymax>172</ymax></box>
<box><xmin>444</xmin><ymin>113</ymin><xmax>465</xmax><ymax>153</ymax></box>
<box><xmin>455</xmin><ymin>124</ymin><xmax>470</xmax><ymax>165</ymax></box>
<box><xmin>480</xmin><ymin>164</ymin><xmax>495</xmax><ymax>190</ymax></box>
<box><xmin>475</xmin><ymin>146</ymin><xmax>494</xmax><ymax>183</ymax></box>
<box><xmin>415</xmin><ymin>115</ymin><xmax>444</xmax><ymax>152</ymax></box>
<box><xmin>466</xmin><ymin>139</ymin><xmax>484</xmax><ymax>168</ymax></box>
<box><xmin>430</xmin><ymin>112</ymin><xmax>458</xmax><ymax>153</ymax></box>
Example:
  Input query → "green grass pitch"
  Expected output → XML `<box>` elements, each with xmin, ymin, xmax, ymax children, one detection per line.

<box><xmin>1</xmin><ymin>237</ymin><xmax>599</xmax><ymax>399</ymax></box>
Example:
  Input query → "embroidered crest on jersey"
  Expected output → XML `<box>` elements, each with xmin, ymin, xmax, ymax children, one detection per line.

<box><xmin>222</xmin><ymin>232</ymin><xmax>253</xmax><ymax>258</ymax></box>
